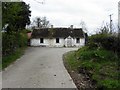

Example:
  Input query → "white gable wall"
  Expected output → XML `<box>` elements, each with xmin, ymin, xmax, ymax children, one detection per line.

<box><xmin>30</xmin><ymin>37</ymin><xmax>85</xmax><ymax>47</ymax></box>
<box><xmin>80</xmin><ymin>38</ymin><xmax>85</xmax><ymax>46</ymax></box>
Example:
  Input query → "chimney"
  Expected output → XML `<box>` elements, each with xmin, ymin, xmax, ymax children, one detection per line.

<box><xmin>51</xmin><ymin>25</ymin><xmax>53</xmax><ymax>28</ymax></box>
<box><xmin>70</xmin><ymin>25</ymin><xmax>73</xmax><ymax>29</ymax></box>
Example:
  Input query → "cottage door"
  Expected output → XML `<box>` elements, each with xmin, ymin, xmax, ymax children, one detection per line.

<box><xmin>67</xmin><ymin>36</ymin><xmax>72</xmax><ymax>47</ymax></box>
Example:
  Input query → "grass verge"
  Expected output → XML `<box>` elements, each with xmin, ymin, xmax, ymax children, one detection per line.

<box><xmin>63</xmin><ymin>51</ymin><xmax>93</xmax><ymax>89</ymax></box>
<box><xmin>63</xmin><ymin>47</ymin><xmax>120</xmax><ymax>89</ymax></box>
<box><xmin>2</xmin><ymin>47</ymin><xmax>27</xmax><ymax>70</ymax></box>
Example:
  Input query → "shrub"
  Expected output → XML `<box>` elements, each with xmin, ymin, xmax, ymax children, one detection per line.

<box><xmin>76</xmin><ymin>48</ymin><xmax>117</xmax><ymax>62</ymax></box>
<box><xmin>2</xmin><ymin>32</ymin><xmax>16</xmax><ymax>56</ymax></box>
<box><xmin>2</xmin><ymin>31</ymin><xmax>27</xmax><ymax>56</ymax></box>
<box><xmin>74</xmin><ymin>33</ymin><xmax>120</xmax><ymax>89</ymax></box>
<box><xmin>76</xmin><ymin>47</ymin><xmax>119</xmax><ymax>88</ymax></box>
<box><xmin>88</xmin><ymin>34</ymin><xmax>120</xmax><ymax>57</ymax></box>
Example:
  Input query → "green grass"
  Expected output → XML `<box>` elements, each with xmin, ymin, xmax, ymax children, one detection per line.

<box><xmin>2</xmin><ymin>47</ymin><xmax>27</xmax><ymax>70</ymax></box>
<box><xmin>63</xmin><ymin>51</ymin><xmax>81</xmax><ymax>71</ymax></box>
<box><xmin>64</xmin><ymin>47</ymin><xmax>120</xmax><ymax>89</ymax></box>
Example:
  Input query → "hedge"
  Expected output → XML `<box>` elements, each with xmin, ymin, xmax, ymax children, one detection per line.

<box><xmin>2</xmin><ymin>31</ymin><xmax>27</xmax><ymax>56</ymax></box>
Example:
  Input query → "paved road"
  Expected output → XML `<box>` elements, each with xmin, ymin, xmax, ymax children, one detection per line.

<box><xmin>2</xmin><ymin>47</ymin><xmax>78</xmax><ymax>88</ymax></box>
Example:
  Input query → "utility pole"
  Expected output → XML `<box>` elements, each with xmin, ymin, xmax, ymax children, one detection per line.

<box><xmin>109</xmin><ymin>14</ymin><xmax>113</xmax><ymax>33</ymax></box>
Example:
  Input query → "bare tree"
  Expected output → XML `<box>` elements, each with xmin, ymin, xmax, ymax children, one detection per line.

<box><xmin>95</xmin><ymin>23</ymin><xmax>108</xmax><ymax>34</ymax></box>
<box><xmin>32</xmin><ymin>16</ymin><xmax>50</xmax><ymax>29</ymax></box>
<box><xmin>99</xmin><ymin>23</ymin><xmax>110</xmax><ymax>34</ymax></box>
<box><xmin>80</xmin><ymin>21</ymin><xmax>87</xmax><ymax>33</ymax></box>
<box><xmin>41</xmin><ymin>17</ymin><xmax>50</xmax><ymax>28</ymax></box>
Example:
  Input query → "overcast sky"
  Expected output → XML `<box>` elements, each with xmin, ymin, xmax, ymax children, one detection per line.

<box><xmin>23</xmin><ymin>0</ymin><xmax>119</xmax><ymax>35</ymax></box>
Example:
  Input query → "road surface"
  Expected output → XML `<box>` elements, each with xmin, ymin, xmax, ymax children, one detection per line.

<box><xmin>2</xmin><ymin>47</ymin><xmax>78</xmax><ymax>88</ymax></box>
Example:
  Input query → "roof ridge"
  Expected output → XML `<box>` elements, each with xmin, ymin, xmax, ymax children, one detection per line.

<box><xmin>31</xmin><ymin>28</ymin><xmax>84</xmax><ymax>38</ymax></box>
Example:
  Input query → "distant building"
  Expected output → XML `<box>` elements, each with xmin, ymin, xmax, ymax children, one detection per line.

<box><xmin>30</xmin><ymin>26</ymin><xmax>86</xmax><ymax>47</ymax></box>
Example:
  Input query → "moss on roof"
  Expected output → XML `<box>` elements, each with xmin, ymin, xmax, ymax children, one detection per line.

<box><xmin>31</xmin><ymin>28</ymin><xmax>85</xmax><ymax>38</ymax></box>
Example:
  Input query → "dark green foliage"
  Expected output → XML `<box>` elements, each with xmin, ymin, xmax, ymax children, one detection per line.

<box><xmin>77</xmin><ymin>49</ymin><xmax>117</xmax><ymax>62</ymax></box>
<box><xmin>2</xmin><ymin>31</ymin><xmax>28</xmax><ymax>69</ymax></box>
<box><xmin>88</xmin><ymin>34</ymin><xmax>120</xmax><ymax>58</ymax></box>
<box><xmin>80</xmin><ymin>34</ymin><xmax>120</xmax><ymax>88</ymax></box>
<box><xmin>64</xmin><ymin>32</ymin><xmax>120</xmax><ymax>89</ymax></box>
<box><xmin>84</xmin><ymin>33</ymin><xmax>88</xmax><ymax>45</ymax></box>
<box><xmin>76</xmin><ymin>47</ymin><xmax>120</xmax><ymax>88</ymax></box>
<box><xmin>2</xmin><ymin>1</ymin><xmax>31</xmax><ymax>55</ymax></box>
<box><xmin>117</xmin><ymin>37</ymin><xmax>120</xmax><ymax>56</ymax></box>
<box><xmin>2</xmin><ymin>32</ymin><xmax>16</xmax><ymax>56</ymax></box>
<box><xmin>2</xmin><ymin>32</ymin><xmax>27</xmax><ymax>56</ymax></box>
<box><xmin>2</xmin><ymin>2</ymin><xmax>31</xmax><ymax>69</ymax></box>
<box><xmin>2</xmin><ymin>2</ymin><xmax>31</xmax><ymax>32</ymax></box>
<box><xmin>88</xmin><ymin>34</ymin><xmax>110</xmax><ymax>49</ymax></box>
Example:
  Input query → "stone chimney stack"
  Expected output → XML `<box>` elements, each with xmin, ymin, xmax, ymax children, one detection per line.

<box><xmin>70</xmin><ymin>25</ymin><xmax>73</xmax><ymax>29</ymax></box>
<box><xmin>51</xmin><ymin>25</ymin><xmax>53</xmax><ymax>28</ymax></box>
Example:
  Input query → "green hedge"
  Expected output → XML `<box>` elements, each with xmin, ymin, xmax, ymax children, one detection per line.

<box><xmin>2</xmin><ymin>31</ymin><xmax>27</xmax><ymax>56</ymax></box>
<box><xmin>88</xmin><ymin>34</ymin><xmax>120</xmax><ymax>57</ymax></box>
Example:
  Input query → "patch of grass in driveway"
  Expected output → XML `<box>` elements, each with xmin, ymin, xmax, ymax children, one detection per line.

<box><xmin>2</xmin><ymin>47</ymin><xmax>27</xmax><ymax>70</ymax></box>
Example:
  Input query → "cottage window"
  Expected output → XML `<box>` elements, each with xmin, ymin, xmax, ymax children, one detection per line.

<box><xmin>40</xmin><ymin>38</ymin><xmax>44</xmax><ymax>43</ymax></box>
<box><xmin>56</xmin><ymin>38</ymin><xmax>59</xmax><ymax>43</ymax></box>
<box><xmin>76</xmin><ymin>38</ymin><xmax>80</xmax><ymax>43</ymax></box>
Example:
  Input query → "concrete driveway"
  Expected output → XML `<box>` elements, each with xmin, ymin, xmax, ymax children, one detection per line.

<box><xmin>2</xmin><ymin>47</ymin><xmax>78</xmax><ymax>88</ymax></box>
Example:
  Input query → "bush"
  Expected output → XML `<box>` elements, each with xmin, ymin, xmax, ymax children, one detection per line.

<box><xmin>88</xmin><ymin>34</ymin><xmax>109</xmax><ymax>49</ymax></box>
<box><xmin>16</xmin><ymin>33</ymin><xmax>28</xmax><ymax>47</ymax></box>
<box><xmin>73</xmin><ymin>33</ymin><xmax>120</xmax><ymax>89</ymax></box>
<box><xmin>2</xmin><ymin>31</ymin><xmax>27</xmax><ymax>56</ymax></box>
<box><xmin>76</xmin><ymin>47</ymin><xmax>119</xmax><ymax>88</ymax></box>
<box><xmin>76</xmin><ymin>48</ymin><xmax>117</xmax><ymax>62</ymax></box>
<box><xmin>88</xmin><ymin>34</ymin><xmax>120</xmax><ymax>57</ymax></box>
<box><xmin>2</xmin><ymin>32</ymin><xmax>16</xmax><ymax>56</ymax></box>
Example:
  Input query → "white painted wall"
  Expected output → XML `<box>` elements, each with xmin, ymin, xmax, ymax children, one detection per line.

<box><xmin>80</xmin><ymin>38</ymin><xmax>85</xmax><ymax>46</ymax></box>
<box><xmin>72</xmin><ymin>38</ymin><xmax>85</xmax><ymax>47</ymax></box>
<box><xmin>31</xmin><ymin>39</ymin><xmax>40</xmax><ymax>46</ymax></box>
<box><xmin>31</xmin><ymin>37</ymin><xmax>85</xmax><ymax>47</ymax></box>
<box><xmin>53</xmin><ymin>38</ymin><xmax>65</xmax><ymax>47</ymax></box>
<box><xmin>48</xmin><ymin>38</ymin><xmax>65</xmax><ymax>47</ymax></box>
<box><xmin>39</xmin><ymin>38</ymin><xmax>49</xmax><ymax>46</ymax></box>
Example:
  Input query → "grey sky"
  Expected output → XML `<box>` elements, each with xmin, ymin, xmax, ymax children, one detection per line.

<box><xmin>23</xmin><ymin>0</ymin><xmax>119</xmax><ymax>34</ymax></box>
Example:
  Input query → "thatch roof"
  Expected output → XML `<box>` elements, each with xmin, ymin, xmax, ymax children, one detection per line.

<box><xmin>31</xmin><ymin>28</ymin><xmax>85</xmax><ymax>38</ymax></box>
